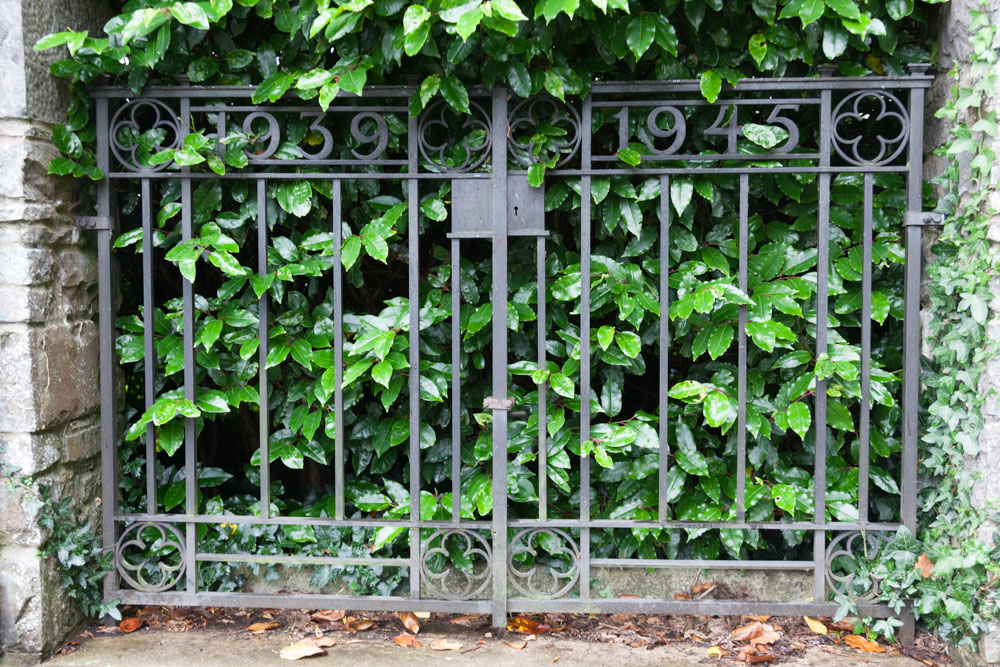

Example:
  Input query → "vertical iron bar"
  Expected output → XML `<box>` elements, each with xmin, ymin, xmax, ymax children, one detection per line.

<box><xmin>142</xmin><ymin>178</ymin><xmax>156</xmax><ymax>514</ymax></box>
<box><xmin>256</xmin><ymin>179</ymin><xmax>270</xmax><ymax>519</ymax></box>
<box><xmin>95</xmin><ymin>96</ymin><xmax>118</xmax><ymax>598</ymax></box>
<box><xmin>332</xmin><ymin>180</ymin><xmax>345</xmax><ymax>521</ymax></box>
<box><xmin>490</xmin><ymin>87</ymin><xmax>510</xmax><ymax>627</ymax></box>
<box><xmin>407</xmin><ymin>111</ymin><xmax>422</xmax><ymax>600</ymax></box>
<box><xmin>737</xmin><ymin>174</ymin><xmax>748</xmax><ymax>522</ymax></box>
<box><xmin>579</xmin><ymin>94</ymin><xmax>592</xmax><ymax>601</ymax></box>
<box><xmin>451</xmin><ymin>238</ymin><xmax>462</xmax><ymax>522</ymax></box>
<box><xmin>813</xmin><ymin>82</ymin><xmax>832</xmax><ymax>604</ymax></box>
<box><xmin>537</xmin><ymin>237</ymin><xmax>547</xmax><ymax>521</ymax></box>
<box><xmin>859</xmin><ymin>174</ymin><xmax>873</xmax><ymax>523</ymax></box>
<box><xmin>180</xmin><ymin>93</ymin><xmax>197</xmax><ymax>593</ymax></box>
<box><xmin>902</xmin><ymin>79</ymin><xmax>925</xmax><ymax>535</ymax></box>
<box><xmin>658</xmin><ymin>175</ymin><xmax>670</xmax><ymax>522</ymax></box>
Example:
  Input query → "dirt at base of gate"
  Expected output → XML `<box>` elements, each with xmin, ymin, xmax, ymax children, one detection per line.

<box><xmin>42</xmin><ymin>605</ymin><xmax>953</xmax><ymax>667</ymax></box>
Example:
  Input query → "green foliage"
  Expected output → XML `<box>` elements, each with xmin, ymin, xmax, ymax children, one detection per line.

<box><xmin>0</xmin><ymin>454</ymin><xmax>121</xmax><ymax>621</ymax></box>
<box><xmin>32</xmin><ymin>0</ymin><xmax>999</xmax><ymax>651</ymax></box>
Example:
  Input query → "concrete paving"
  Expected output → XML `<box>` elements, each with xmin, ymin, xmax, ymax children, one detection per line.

<box><xmin>39</xmin><ymin>628</ymin><xmax>931</xmax><ymax>667</ymax></box>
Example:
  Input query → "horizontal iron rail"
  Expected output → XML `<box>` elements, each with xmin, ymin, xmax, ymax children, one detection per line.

<box><xmin>590</xmin><ymin>559</ymin><xmax>815</xmax><ymax>570</ymax></box>
<box><xmin>197</xmin><ymin>553</ymin><xmax>406</xmax><ymax>567</ymax></box>
<box><xmin>114</xmin><ymin>514</ymin><xmax>902</xmax><ymax>532</ymax></box>
<box><xmin>87</xmin><ymin>74</ymin><xmax>933</xmax><ymax>98</ymax></box>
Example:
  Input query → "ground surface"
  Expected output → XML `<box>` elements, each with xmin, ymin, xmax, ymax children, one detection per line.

<box><xmin>42</xmin><ymin>607</ymin><xmax>952</xmax><ymax>666</ymax></box>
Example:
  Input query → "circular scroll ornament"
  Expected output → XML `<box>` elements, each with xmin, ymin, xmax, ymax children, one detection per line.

<box><xmin>110</xmin><ymin>99</ymin><xmax>183</xmax><ymax>172</ymax></box>
<box><xmin>420</xmin><ymin>529</ymin><xmax>493</xmax><ymax>600</ymax></box>
<box><xmin>508</xmin><ymin>96</ymin><xmax>582</xmax><ymax>168</ymax></box>
<box><xmin>507</xmin><ymin>528</ymin><xmax>581</xmax><ymax>599</ymax></box>
<box><xmin>114</xmin><ymin>521</ymin><xmax>186</xmax><ymax>592</ymax></box>
<box><xmin>417</xmin><ymin>100</ymin><xmax>492</xmax><ymax>172</ymax></box>
<box><xmin>825</xmin><ymin>531</ymin><xmax>888</xmax><ymax>602</ymax></box>
<box><xmin>832</xmin><ymin>90</ymin><xmax>909</xmax><ymax>166</ymax></box>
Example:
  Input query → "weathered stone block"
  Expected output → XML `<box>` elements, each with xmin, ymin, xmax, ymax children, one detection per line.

<box><xmin>0</xmin><ymin>285</ymin><xmax>53</xmax><ymax>322</ymax></box>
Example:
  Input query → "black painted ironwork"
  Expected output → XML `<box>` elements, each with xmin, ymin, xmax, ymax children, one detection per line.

<box><xmin>81</xmin><ymin>70</ymin><xmax>936</xmax><ymax>637</ymax></box>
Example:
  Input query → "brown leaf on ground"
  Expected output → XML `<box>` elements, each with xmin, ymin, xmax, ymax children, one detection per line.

<box><xmin>119</xmin><ymin>618</ymin><xmax>142</xmax><ymax>633</ymax></box>
<box><xmin>746</xmin><ymin>615</ymin><xmax>771</xmax><ymax>622</ymax></box>
<box><xmin>747</xmin><ymin>653</ymin><xmax>777</xmax><ymax>663</ymax></box>
<box><xmin>844</xmin><ymin>634</ymin><xmax>886</xmax><ymax>653</ymax></box>
<box><xmin>430</xmin><ymin>638</ymin><xmax>464</xmax><ymax>651</ymax></box>
<box><xmin>450</xmin><ymin>614</ymin><xmax>487</xmax><ymax>626</ymax></box>
<box><xmin>828</xmin><ymin>618</ymin><xmax>856</xmax><ymax>632</ymax></box>
<box><xmin>246</xmin><ymin>621</ymin><xmax>280</xmax><ymax>632</ymax></box>
<box><xmin>342</xmin><ymin>617</ymin><xmax>376</xmax><ymax>633</ymax></box>
<box><xmin>413</xmin><ymin>612</ymin><xmax>431</xmax><ymax>619</ymax></box>
<box><xmin>396</xmin><ymin>611</ymin><xmax>421</xmax><ymax>634</ymax></box>
<box><xmin>804</xmin><ymin>617</ymin><xmax>828</xmax><ymax>635</ymax></box>
<box><xmin>752</xmin><ymin>629</ymin><xmax>781</xmax><ymax>647</ymax></box>
<box><xmin>310</xmin><ymin>610</ymin><xmax>345</xmax><ymax>623</ymax></box>
<box><xmin>297</xmin><ymin>636</ymin><xmax>337</xmax><ymax>647</ymax></box>
<box><xmin>393</xmin><ymin>632</ymin><xmax>423</xmax><ymax>648</ymax></box>
<box><xmin>691</xmin><ymin>582</ymin><xmax>716</xmax><ymax>594</ymax></box>
<box><xmin>278</xmin><ymin>643</ymin><xmax>325</xmax><ymax>660</ymax></box>
<box><xmin>916</xmin><ymin>553</ymin><xmax>935</xmax><ymax>578</ymax></box>
<box><xmin>505</xmin><ymin>639</ymin><xmax>528</xmax><ymax>650</ymax></box>
<box><xmin>673</xmin><ymin>594</ymin><xmax>691</xmax><ymax>600</ymax></box>
<box><xmin>731</xmin><ymin>621</ymin><xmax>765</xmax><ymax>642</ymax></box>
<box><xmin>507</xmin><ymin>616</ymin><xmax>549</xmax><ymax>634</ymax></box>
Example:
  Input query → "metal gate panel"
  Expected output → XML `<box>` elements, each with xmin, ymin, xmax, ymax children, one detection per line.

<box><xmin>81</xmin><ymin>69</ymin><xmax>937</xmax><ymax>634</ymax></box>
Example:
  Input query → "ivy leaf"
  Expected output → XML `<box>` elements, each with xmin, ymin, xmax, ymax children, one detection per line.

<box><xmin>615</xmin><ymin>331</ymin><xmax>641</xmax><ymax>358</ymax></box>
<box><xmin>825</xmin><ymin>0</ymin><xmax>860</xmax><ymax>20</ymax></box>
<box><xmin>372</xmin><ymin>360</ymin><xmax>393</xmax><ymax>387</ymax></box>
<box><xmin>670</xmin><ymin>177</ymin><xmax>694</xmax><ymax>215</ymax></box>
<box><xmin>699</xmin><ymin>70</ymin><xmax>722</xmax><ymax>103</ymax></box>
<box><xmin>543</xmin><ymin>69</ymin><xmax>565</xmax><ymax>102</ymax></box>
<box><xmin>170</xmin><ymin>2</ymin><xmax>211</xmax><ymax>30</ymax></box>
<box><xmin>771</xmin><ymin>484</ymin><xmax>797</xmax><ymax>516</ymax></box>
<box><xmin>549</xmin><ymin>372</ymin><xmax>574</xmax><ymax>398</ymax></box>
<box><xmin>675</xmin><ymin>433</ymin><xmax>709</xmax><ymax>476</ymax></box>
<box><xmin>797</xmin><ymin>0</ymin><xmax>824</xmax><ymax>25</ymax></box>
<box><xmin>597</xmin><ymin>325</ymin><xmax>615</xmax><ymax>351</ymax></box>
<box><xmin>707</xmin><ymin>325</ymin><xmax>734</xmax><ymax>360</ymax></box>
<box><xmin>786</xmin><ymin>401</ymin><xmax>811</xmax><ymax>439</ymax></box>
<box><xmin>527</xmin><ymin>163</ymin><xmax>547</xmax><ymax>187</ymax></box>
<box><xmin>617</xmin><ymin>148</ymin><xmax>641</xmax><ymax>166</ymax></box>
<box><xmin>440</xmin><ymin>75</ymin><xmax>470</xmax><ymax>113</ymax></box>
<box><xmin>703</xmin><ymin>391</ymin><xmax>734</xmax><ymax>428</ymax></box>
<box><xmin>507</xmin><ymin>62</ymin><xmax>532</xmax><ymax>98</ymax></box>
<box><xmin>748</xmin><ymin>34</ymin><xmax>767</xmax><ymax>67</ymax></box>
<box><xmin>341</xmin><ymin>235</ymin><xmax>362</xmax><ymax>270</ymax></box>
<box><xmin>339</xmin><ymin>68</ymin><xmax>368</xmax><ymax>96</ymax></box>
<box><xmin>403</xmin><ymin>4</ymin><xmax>429</xmax><ymax>34</ymax></box>
<box><xmin>626</xmin><ymin>14</ymin><xmax>656</xmax><ymax>59</ymax></box>
<box><xmin>251</xmin><ymin>72</ymin><xmax>293</xmax><ymax>103</ymax></box>
<box><xmin>492</xmin><ymin>0</ymin><xmax>528</xmax><ymax>21</ymax></box>
<box><xmin>276</xmin><ymin>181</ymin><xmax>312</xmax><ymax>217</ymax></box>
<box><xmin>822</xmin><ymin>22</ymin><xmax>848</xmax><ymax>59</ymax></box>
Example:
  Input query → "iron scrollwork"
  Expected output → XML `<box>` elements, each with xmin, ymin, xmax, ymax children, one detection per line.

<box><xmin>508</xmin><ymin>528</ymin><xmax>581</xmax><ymax>599</ymax></box>
<box><xmin>825</xmin><ymin>531</ymin><xmax>888</xmax><ymax>602</ymax></box>
<box><xmin>114</xmin><ymin>522</ymin><xmax>186</xmax><ymax>592</ymax></box>
<box><xmin>418</xmin><ymin>100</ymin><xmax>492</xmax><ymax>172</ymax></box>
<box><xmin>110</xmin><ymin>99</ymin><xmax>183</xmax><ymax>172</ymax></box>
<box><xmin>832</xmin><ymin>90</ymin><xmax>909</xmax><ymax>166</ymax></box>
<box><xmin>508</xmin><ymin>96</ymin><xmax>581</xmax><ymax>168</ymax></box>
<box><xmin>420</xmin><ymin>529</ymin><xmax>493</xmax><ymax>600</ymax></box>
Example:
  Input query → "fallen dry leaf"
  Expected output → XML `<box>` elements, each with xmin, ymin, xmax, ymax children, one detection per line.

<box><xmin>746</xmin><ymin>615</ymin><xmax>771</xmax><ymax>622</ymax></box>
<box><xmin>119</xmin><ymin>618</ymin><xmax>141</xmax><ymax>633</ymax></box>
<box><xmin>279</xmin><ymin>643</ymin><xmax>325</xmax><ymax>661</ymax></box>
<box><xmin>396</xmin><ymin>611</ymin><xmax>421</xmax><ymax>634</ymax></box>
<box><xmin>844</xmin><ymin>634</ymin><xmax>886</xmax><ymax>653</ymax></box>
<box><xmin>430</xmin><ymin>638</ymin><xmax>464</xmax><ymax>651</ymax></box>
<box><xmin>804</xmin><ymin>617</ymin><xmax>828</xmax><ymax>635</ymax></box>
<box><xmin>393</xmin><ymin>633</ymin><xmax>423</xmax><ymax>648</ymax></box>
<box><xmin>507</xmin><ymin>616</ymin><xmax>549</xmax><ymax>634</ymax></box>
<box><xmin>692</xmin><ymin>582</ymin><xmax>716</xmax><ymax>594</ymax></box>
<box><xmin>707</xmin><ymin>646</ymin><xmax>726</xmax><ymax>658</ymax></box>
<box><xmin>747</xmin><ymin>653</ymin><xmax>777</xmax><ymax>663</ymax></box>
<box><xmin>449</xmin><ymin>614</ymin><xmax>487</xmax><ymax>626</ymax></box>
<box><xmin>916</xmin><ymin>553</ymin><xmax>935</xmax><ymax>578</ymax></box>
<box><xmin>310</xmin><ymin>610</ymin><xmax>345</xmax><ymax>623</ymax></box>
<box><xmin>297</xmin><ymin>636</ymin><xmax>337</xmax><ymax>648</ymax></box>
<box><xmin>732</xmin><ymin>621</ymin><xmax>765</xmax><ymax>642</ymax></box>
<box><xmin>247</xmin><ymin>622</ymin><xmax>280</xmax><ymax>633</ymax></box>
<box><xmin>505</xmin><ymin>639</ymin><xmax>529</xmax><ymax>650</ymax></box>
<box><xmin>673</xmin><ymin>593</ymin><xmax>691</xmax><ymax>600</ymax></box>
<box><xmin>414</xmin><ymin>612</ymin><xmax>431</xmax><ymax>619</ymax></box>
<box><xmin>342</xmin><ymin>617</ymin><xmax>376</xmax><ymax>634</ymax></box>
<box><xmin>753</xmin><ymin>629</ymin><xmax>781</xmax><ymax>647</ymax></box>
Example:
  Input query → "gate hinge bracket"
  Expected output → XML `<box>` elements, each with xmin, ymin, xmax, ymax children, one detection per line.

<box><xmin>73</xmin><ymin>215</ymin><xmax>113</xmax><ymax>231</ymax></box>
<box><xmin>903</xmin><ymin>211</ymin><xmax>944</xmax><ymax>228</ymax></box>
<box><xmin>483</xmin><ymin>397</ymin><xmax>514</xmax><ymax>410</ymax></box>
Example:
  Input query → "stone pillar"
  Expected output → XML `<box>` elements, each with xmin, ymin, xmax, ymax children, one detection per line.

<box><xmin>0</xmin><ymin>0</ymin><xmax>112</xmax><ymax>662</ymax></box>
<box><xmin>926</xmin><ymin>2</ymin><xmax>1000</xmax><ymax>666</ymax></box>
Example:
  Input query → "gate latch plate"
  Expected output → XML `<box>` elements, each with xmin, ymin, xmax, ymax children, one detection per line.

<box><xmin>903</xmin><ymin>211</ymin><xmax>944</xmax><ymax>227</ymax></box>
<box><xmin>73</xmin><ymin>215</ymin><xmax>113</xmax><ymax>231</ymax></box>
<box><xmin>483</xmin><ymin>396</ymin><xmax>515</xmax><ymax>410</ymax></box>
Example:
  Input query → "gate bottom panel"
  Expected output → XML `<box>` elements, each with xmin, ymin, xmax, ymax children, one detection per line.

<box><xmin>114</xmin><ymin>590</ymin><xmax>492</xmax><ymax>613</ymax></box>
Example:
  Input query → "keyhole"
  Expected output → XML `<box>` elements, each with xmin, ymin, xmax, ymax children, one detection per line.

<box><xmin>514</xmin><ymin>206</ymin><xmax>519</xmax><ymax>216</ymax></box>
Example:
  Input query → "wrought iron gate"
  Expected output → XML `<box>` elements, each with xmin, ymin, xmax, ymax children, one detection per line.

<box><xmin>82</xmin><ymin>67</ymin><xmax>937</xmax><ymax>634</ymax></box>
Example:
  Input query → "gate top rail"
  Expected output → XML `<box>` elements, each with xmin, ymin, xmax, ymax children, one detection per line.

<box><xmin>88</xmin><ymin>71</ymin><xmax>933</xmax><ymax>99</ymax></box>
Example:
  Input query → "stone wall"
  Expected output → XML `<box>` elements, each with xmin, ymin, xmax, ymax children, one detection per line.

<box><xmin>925</xmin><ymin>2</ymin><xmax>1000</xmax><ymax>666</ymax></box>
<box><xmin>0</xmin><ymin>0</ymin><xmax>112</xmax><ymax>662</ymax></box>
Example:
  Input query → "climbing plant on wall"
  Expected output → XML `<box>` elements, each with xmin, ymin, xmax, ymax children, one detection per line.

<box><xmin>33</xmin><ymin>0</ymin><xmax>1000</xmax><ymax>649</ymax></box>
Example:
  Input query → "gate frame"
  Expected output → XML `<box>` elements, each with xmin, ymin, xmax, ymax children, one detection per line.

<box><xmin>79</xmin><ymin>68</ymin><xmax>938</xmax><ymax>638</ymax></box>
